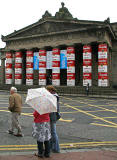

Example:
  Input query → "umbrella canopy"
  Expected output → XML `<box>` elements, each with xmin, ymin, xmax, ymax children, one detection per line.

<box><xmin>25</xmin><ymin>87</ymin><xmax>57</xmax><ymax>115</ymax></box>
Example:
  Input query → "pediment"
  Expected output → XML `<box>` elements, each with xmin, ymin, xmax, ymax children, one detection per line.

<box><xmin>2</xmin><ymin>20</ymin><xmax>102</xmax><ymax>41</ymax></box>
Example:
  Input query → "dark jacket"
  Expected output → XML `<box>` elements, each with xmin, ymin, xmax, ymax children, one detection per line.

<box><xmin>50</xmin><ymin>93</ymin><xmax>60</xmax><ymax>122</ymax></box>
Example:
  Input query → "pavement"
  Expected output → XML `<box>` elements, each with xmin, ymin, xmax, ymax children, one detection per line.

<box><xmin>1</xmin><ymin>92</ymin><xmax>117</xmax><ymax>159</ymax></box>
<box><xmin>0</xmin><ymin>148</ymin><xmax>117</xmax><ymax>160</ymax></box>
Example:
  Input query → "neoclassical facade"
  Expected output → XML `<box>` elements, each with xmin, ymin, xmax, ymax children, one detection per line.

<box><xmin>1</xmin><ymin>3</ymin><xmax>117</xmax><ymax>88</ymax></box>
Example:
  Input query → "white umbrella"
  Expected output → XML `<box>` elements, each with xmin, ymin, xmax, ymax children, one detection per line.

<box><xmin>25</xmin><ymin>87</ymin><xmax>57</xmax><ymax>115</ymax></box>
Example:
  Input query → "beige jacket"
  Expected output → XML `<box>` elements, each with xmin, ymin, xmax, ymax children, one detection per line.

<box><xmin>8</xmin><ymin>93</ymin><xmax>22</xmax><ymax>113</ymax></box>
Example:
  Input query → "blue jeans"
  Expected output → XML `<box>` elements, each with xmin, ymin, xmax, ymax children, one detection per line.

<box><xmin>50</xmin><ymin>122</ymin><xmax>60</xmax><ymax>152</ymax></box>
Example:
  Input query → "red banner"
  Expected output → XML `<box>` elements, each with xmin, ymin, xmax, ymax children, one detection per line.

<box><xmin>67</xmin><ymin>47</ymin><xmax>75</xmax><ymax>54</ymax></box>
<box><xmin>39</xmin><ymin>50</ymin><xmax>46</xmax><ymax>56</ymax></box>
<box><xmin>6</xmin><ymin>52</ymin><xmax>12</xmax><ymax>58</ymax></box>
<box><xmin>67</xmin><ymin>73</ymin><xmax>75</xmax><ymax>80</ymax></box>
<box><xmin>15</xmin><ymin>52</ymin><xmax>22</xmax><ymax>58</ymax></box>
<box><xmin>26</xmin><ymin>74</ymin><xmax>33</xmax><ymax>79</ymax></box>
<box><xmin>6</xmin><ymin>74</ymin><xmax>12</xmax><ymax>79</ymax></box>
<box><xmin>39</xmin><ymin>73</ymin><xmax>46</xmax><ymax>79</ymax></box>
<box><xmin>26</xmin><ymin>62</ymin><xmax>33</xmax><ymax>68</ymax></box>
<box><xmin>15</xmin><ymin>74</ymin><xmax>22</xmax><ymax>79</ymax></box>
<box><xmin>6</xmin><ymin>63</ymin><xmax>12</xmax><ymax>68</ymax></box>
<box><xmin>26</xmin><ymin>51</ymin><xmax>33</xmax><ymax>57</ymax></box>
<box><xmin>52</xmin><ymin>73</ymin><xmax>60</xmax><ymax>79</ymax></box>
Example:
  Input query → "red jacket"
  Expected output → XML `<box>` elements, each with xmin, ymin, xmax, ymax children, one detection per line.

<box><xmin>33</xmin><ymin>110</ymin><xmax>50</xmax><ymax>123</ymax></box>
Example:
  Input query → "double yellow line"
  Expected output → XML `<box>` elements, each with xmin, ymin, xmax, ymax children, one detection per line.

<box><xmin>0</xmin><ymin>141</ymin><xmax>117</xmax><ymax>151</ymax></box>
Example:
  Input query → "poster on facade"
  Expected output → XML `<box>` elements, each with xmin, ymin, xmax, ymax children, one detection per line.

<box><xmin>83</xmin><ymin>59</ymin><xmax>92</xmax><ymax>66</ymax></box>
<box><xmin>39</xmin><ymin>68</ymin><xmax>46</xmax><ymax>73</ymax></box>
<box><xmin>52</xmin><ymin>67</ymin><xmax>60</xmax><ymax>73</ymax></box>
<box><xmin>6</xmin><ymin>79</ymin><xmax>12</xmax><ymax>84</ymax></box>
<box><xmin>98</xmin><ymin>65</ymin><xmax>107</xmax><ymax>72</ymax></box>
<box><xmin>67</xmin><ymin>67</ymin><xmax>75</xmax><ymax>73</ymax></box>
<box><xmin>26</xmin><ymin>62</ymin><xmax>33</xmax><ymax>68</ymax></box>
<box><xmin>83</xmin><ymin>66</ymin><xmax>92</xmax><ymax>73</ymax></box>
<box><xmin>67</xmin><ymin>79</ymin><xmax>75</xmax><ymax>86</ymax></box>
<box><xmin>60</xmin><ymin>50</ymin><xmax>67</xmax><ymax>69</ymax></box>
<box><xmin>39</xmin><ymin>61</ymin><xmax>46</xmax><ymax>68</ymax></box>
<box><xmin>26</xmin><ymin>79</ymin><xmax>33</xmax><ymax>85</ymax></box>
<box><xmin>15</xmin><ymin>68</ymin><xmax>22</xmax><ymax>74</ymax></box>
<box><xmin>98</xmin><ymin>79</ymin><xmax>108</xmax><ymax>86</ymax></box>
<box><xmin>67</xmin><ymin>53</ymin><xmax>75</xmax><ymax>61</ymax></box>
<box><xmin>83</xmin><ymin>52</ymin><xmax>91</xmax><ymax>59</ymax></box>
<box><xmin>83</xmin><ymin>79</ymin><xmax>92</xmax><ymax>86</ymax></box>
<box><xmin>15</xmin><ymin>79</ymin><xmax>22</xmax><ymax>85</ymax></box>
<box><xmin>52</xmin><ymin>80</ymin><xmax>60</xmax><ymax>86</ymax></box>
<box><xmin>33</xmin><ymin>52</ymin><xmax>39</xmax><ymax>70</ymax></box>
<box><xmin>98</xmin><ymin>72</ymin><xmax>108</xmax><ymax>79</ymax></box>
<box><xmin>6</xmin><ymin>68</ymin><xmax>12</xmax><ymax>74</ymax></box>
<box><xmin>46</xmin><ymin>51</ymin><xmax>52</xmax><ymax>69</ymax></box>
<box><xmin>52</xmin><ymin>61</ymin><xmax>60</xmax><ymax>67</ymax></box>
<box><xmin>67</xmin><ymin>60</ymin><xmax>75</xmax><ymax>67</ymax></box>
<box><xmin>98</xmin><ymin>52</ymin><xmax>107</xmax><ymax>59</ymax></box>
<box><xmin>15</xmin><ymin>58</ymin><xmax>22</xmax><ymax>63</ymax></box>
<box><xmin>39</xmin><ymin>79</ymin><xmax>46</xmax><ymax>86</ymax></box>
<box><xmin>6</xmin><ymin>58</ymin><xmax>12</xmax><ymax>63</ymax></box>
<box><xmin>26</xmin><ymin>68</ymin><xmax>33</xmax><ymax>73</ymax></box>
<box><xmin>98</xmin><ymin>58</ymin><xmax>107</xmax><ymax>65</ymax></box>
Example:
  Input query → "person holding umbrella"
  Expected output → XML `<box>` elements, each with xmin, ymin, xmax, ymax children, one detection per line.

<box><xmin>46</xmin><ymin>85</ymin><xmax>60</xmax><ymax>153</ymax></box>
<box><xmin>25</xmin><ymin>87</ymin><xmax>59</xmax><ymax>157</ymax></box>
<box><xmin>32</xmin><ymin>110</ymin><xmax>51</xmax><ymax>158</ymax></box>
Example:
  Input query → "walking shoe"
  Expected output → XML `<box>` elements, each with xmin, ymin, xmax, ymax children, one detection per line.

<box><xmin>14</xmin><ymin>133</ymin><xmax>24</xmax><ymax>137</ymax></box>
<box><xmin>44</xmin><ymin>154</ymin><xmax>50</xmax><ymax>158</ymax></box>
<box><xmin>34</xmin><ymin>153</ymin><xmax>43</xmax><ymax>158</ymax></box>
<box><xmin>7</xmin><ymin>130</ymin><xmax>14</xmax><ymax>134</ymax></box>
<box><xmin>52</xmin><ymin>150</ymin><xmax>60</xmax><ymax>153</ymax></box>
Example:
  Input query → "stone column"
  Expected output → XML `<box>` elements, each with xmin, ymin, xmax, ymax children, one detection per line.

<box><xmin>39</xmin><ymin>49</ymin><xmax>46</xmax><ymax>86</ymax></box>
<box><xmin>67</xmin><ymin>46</ymin><xmax>75</xmax><ymax>86</ymax></box>
<box><xmin>1</xmin><ymin>57</ymin><xmax>5</xmax><ymax>84</ymax></box>
<box><xmin>52</xmin><ymin>48</ymin><xmax>60</xmax><ymax>86</ymax></box>
<box><xmin>15</xmin><ymin>51</ymin><xmax>23</xmax><ymax>85</ymax></box>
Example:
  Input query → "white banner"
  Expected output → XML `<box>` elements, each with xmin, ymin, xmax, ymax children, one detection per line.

<box><xmin>15</xmin><ymin>68</ymin><xmax>22</xmax><ymax>74</ymax></box>
<box><xmin>67</xmin><ymin>79</ymin><xmax>75</xmax><ymax>86</ymax></box>
<box><xmin>52</xmin><ymin>79</ymin><xmax>60</xmax><ymax>86</ymax></box>
<box><xmin>6</xmin><ymin>79</ymin><xmax>12</xmax><ymax>84</ymax></box>
<box><xmin>39</xmin><ymin>79</ymin><xmax>46</xmax><ymax>86</ymax></box>
<box><xmin>98</xmin><ymin>52</ymin><xmax>107</xmax><ymax>59</ymax></box>
<box><xmin>98</xmin><ymin>65</ymin><xmax>107</xmax><ymax>72</ymax></box>
<box><xmin>46</xmin><ymin>51</ymin><xmax>52</xmax><ymax>69</ymax></box>
<box><xmin>15</xmin><ymin>58</ymin><xmax>22</xmax><ymax>63</ymax></box>
<box><xmin>6</xmin><ymin>68</ymin><xmax>12</xmax><ymax>74</ymax></box>
<box><xmin>67</xmin><ymin>53</ymin><xmax>75</xmax><ymax>60</ymax></box>
<box><xmin>26</xmin><ymin>79</ymin><xmax>33</xmax><ymax>85</ymax></box>
<box><xmin>83</xmin><ymin>79</ymin><xmax>92</xmax><ymax>86</ymax></box>
<box><xmin>83</xmin><ymin>66</ymin><xmax>92</xmax><ymax>73</ymax></box>
<box><xmin>67</xmin><ymin>67</ymin><xmax>75</xmax><ymax>73</ymax></box>
<box><xmin>39</xmin><ymin>68</ymin><xmax>46</xmax><ymax>73</ymax></box>
<box><xmin>83</xmin><ymin>52</ymin><xmax>91</xmax><ymax>59</ymax></box>
<box><xmin>98</xmin><ymin>79</ymin><xmax>108</xmax><ymax>86</ymax></box>
<box><xmin>26</xmin><ymin>68</ymin><xmax>33</xmax><ymax>73</ymax></box>
<box><xmin>52</xmin><ymin>67</ymin><xmax>60</xmax><ymax>73</ymax></box>
<box><xmin>15</xmin><ymin>79</ymin><xmax>22</xmax><ymax>85</ymax></box>
<box><xmin>39</xmin><ymin>56</ymin><xmax>46</xmax><ymax>62</ymax></box>
<box><xmin>6</xmin><ymin>58</ymin><xmax>12</xmax><ymax>63</ymax></box>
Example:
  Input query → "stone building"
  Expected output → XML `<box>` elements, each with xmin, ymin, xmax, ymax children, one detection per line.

<box><xmin>0</xmin><ymin>3</ymin><xmax>117</xmax><ymax>91</ymax></box>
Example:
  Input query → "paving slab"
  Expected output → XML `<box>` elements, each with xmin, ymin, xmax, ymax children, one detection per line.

<box><xmin>0</xmin><ymin>150</ymin><xmax>117</xmax><ymax>160</ymax></box>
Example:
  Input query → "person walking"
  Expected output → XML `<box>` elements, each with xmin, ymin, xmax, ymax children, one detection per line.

<box><xmin>86</xmin><ymin>83</ymin><xmax>89</xmax><ymax>96</ymax></box>
<box><xmin>32</xmin><ymin>110</ymin><xmax>51</xmax><ymax>158</ymax></box>
<box><xmin>8</xmin><ymin>86</ymin><xmax>23</xmax><ymax>137</ymax></box>
<box><xmin>46</xmin><ymin>85</ymin><xmax>60</xmax><ymax>153</ymax></box>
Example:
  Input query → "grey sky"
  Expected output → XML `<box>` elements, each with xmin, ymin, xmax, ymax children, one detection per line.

<box><xmin>0</xmin><ymin>0</ymin><xmax>117</xmax><ymax>48</ymax></box>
